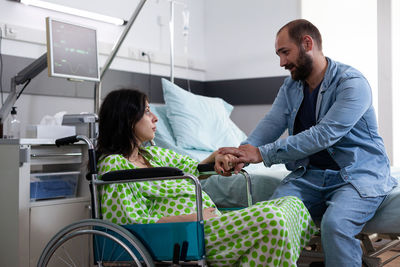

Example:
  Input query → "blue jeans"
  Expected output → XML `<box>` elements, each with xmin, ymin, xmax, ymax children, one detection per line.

<box><xmin>271</xmin><ymin>167</ymin><xmax>385</xmax><ymax>267</ymax></box>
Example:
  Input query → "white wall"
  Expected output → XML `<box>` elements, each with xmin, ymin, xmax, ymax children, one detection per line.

<box><xmin>389</xmin><ymin>0</ymin><xmax>400</xmax><ymax>166</ymax></box>
<box><xmin>204</xmin><ymin>0</ymin><xmax>300</xmax><ymax>81</ymax></box>
<box><xmin>301</xmin><ymin>0</ymin><xmax>378</xmax><ymax>110</ymax></box>
<box><xmin>378</xmin><ymin>0</ymin><xmax>394</xmax><ymax>164</ymax></box>
<box><xmin>302</xmin><ymin>0</ymin><xmax>400</xmax><ymax>166</ymax></box>
<box><xmin>203</xmin><ymin>0</ymin><xmax>300</xmax><ymax>134</ymax></box>
<box><xmin>230</xmin><ymin>104</ymin><xmax>271</xmax><ymax>135</ymax></box>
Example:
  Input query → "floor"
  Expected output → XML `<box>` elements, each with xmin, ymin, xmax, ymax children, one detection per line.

<box><xmin>375</xmin><ymin>241</ymin><xmax>400</xmax><ymax>267</ymax></box>
<box><xmin>297</xmin><ymin>237</ymin><xmax>400</xmax><ymax>267</ymax></box>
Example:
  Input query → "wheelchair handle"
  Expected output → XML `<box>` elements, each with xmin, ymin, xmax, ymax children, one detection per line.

<box><xmin>55</xmin><ymin>135</ymin><xmax>97</xmax><ymax>176</ymax></box>
<box><xmin>55</xmin><ymin>135</ymin><xmax>95</xmax><ymax>150</ymax></box>
<box><xmin>55</xmin><ymin>135</ymin><xmax>79</xmax><ymax>147</ymax></box>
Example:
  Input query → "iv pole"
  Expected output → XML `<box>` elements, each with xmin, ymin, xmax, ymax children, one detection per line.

<box><xmin>169</xmin><ymin>0</ymin><xmax>175</xmax><ymax>83</ymax></box>
<box><xmin>168</xmin><ymin>0</ymin><xmax>186</xmax><ymax>84</ymax></box>
<box><xmin>94</xmin><ymin>0</ymin><xmax>147</xmax><ymax>114</ymax></box>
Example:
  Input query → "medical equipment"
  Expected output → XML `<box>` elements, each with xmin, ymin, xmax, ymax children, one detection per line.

<box><xmin>0</xmin><ymin>16</ymin><xmax>102</xmax><ymax>138</ymax></box>
<box><xmin>182</xmin><ymin>6</ymin><xmax>191</xmax><ymax>91</ymax></box>
<box><xmin>62</xmin><ymin>113</ymin><xmax>98</xmax><ymax>141</ymax></box>
<box><xmin>46</xmin><ymin>17</ymin><xmax>100</xmax><ymax>82</ymax></box>
<box><xmin>167</xmin><ymin>0</ymin><xmax>188</xmax><ymax>84</ymax></box>
<box><xmin>182</xmin><ymin>6</ymin><xmax>190</xmax><ymax>54</ymax></box>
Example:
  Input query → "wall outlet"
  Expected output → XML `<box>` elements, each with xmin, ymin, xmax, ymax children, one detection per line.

<box><xmin>5</xmin><ymin>24</ymin><xmax>17</xmax><ymax>38</ymax></box>
<box><xmin>139</xmin><ymin>50</ymin><xmax>153</xmax><ymax>60</ymax></box>
<box><xmin>139</xmin><ymin>50</ymin><xmax>147</xmax><ymax>58</ymax></box>
<box><xmin>128</xmin><ymin>47</ymin><xmax>137</xmax><ymax>59</ymax></box>
<box><xmin>0</xmin><ymin>23</ymin><xmax>4</xmax><ymax>36</ymax></box>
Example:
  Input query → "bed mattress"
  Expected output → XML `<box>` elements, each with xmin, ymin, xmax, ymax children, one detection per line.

<box><xmin>363</xmin><ymin>168</ymin><xmax>400</xmax><ymax>233</ymax></box>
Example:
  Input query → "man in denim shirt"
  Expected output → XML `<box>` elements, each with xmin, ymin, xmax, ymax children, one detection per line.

<box><xmin>219</xmin><ymin>19</ymin><xmax>397</xmax><ymax>266</ymax></box>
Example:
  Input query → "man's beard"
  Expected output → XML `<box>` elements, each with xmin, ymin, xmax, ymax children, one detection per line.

<box><xmin>287</xmin><ymin>47</ymin><xmax>313</xmax><ymax>81</ymax></box>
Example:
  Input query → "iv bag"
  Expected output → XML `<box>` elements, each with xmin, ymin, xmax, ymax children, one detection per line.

<box><xmin>182</xmin><ymin>7</ymin><xmax>190</xmax><ymax>37</ymax></box>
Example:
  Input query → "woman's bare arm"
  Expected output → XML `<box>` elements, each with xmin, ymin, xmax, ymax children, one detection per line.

<box><xmin>156</xmin><ymin>207</ymin><xmax>218</xmax><ymax>223</ymax></box>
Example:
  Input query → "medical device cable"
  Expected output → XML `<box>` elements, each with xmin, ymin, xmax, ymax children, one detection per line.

<box><xmin>142</xmin><ymin>52</ymin><xmax>152</xmax><ymax>101</ymax></box>
<box><xmin>16</xmin><ymin>79</ymin><xmax>31</xmax><ymax>100</ymax></box>
<box><xmin>0</xmin><ymin>27</ymin><xmax>4</xmax><ymax>105</ymax></box>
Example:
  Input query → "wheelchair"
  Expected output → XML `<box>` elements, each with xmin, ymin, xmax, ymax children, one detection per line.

<box><xmin>37</xmin><ymin>135</ymin><xmax>252</xmax><ymax>267</ymax></box>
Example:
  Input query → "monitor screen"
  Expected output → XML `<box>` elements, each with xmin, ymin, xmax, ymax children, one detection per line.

<box><xmin>46</xmin><ymin>17</ymin><xmax>100</xmax><ymax>82</ymax></box>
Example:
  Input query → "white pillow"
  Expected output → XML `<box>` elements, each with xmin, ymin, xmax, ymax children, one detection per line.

<box><xmin>162</xmin><ymin>78</ymin><xmax>247</xmax><ymax>151</ymax></box>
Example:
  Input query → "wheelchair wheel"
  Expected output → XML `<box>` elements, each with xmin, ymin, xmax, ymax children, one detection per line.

<box><xmin>37</xmin><ymin>219</ymin><xmax>155</xmax><ymax>267</ymax></box>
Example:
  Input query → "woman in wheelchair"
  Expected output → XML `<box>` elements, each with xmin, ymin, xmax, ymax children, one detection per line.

<box><xmin>96</xmin><ymin>88</ymin><xmax>317</xmax><ymax>266</ymax></box>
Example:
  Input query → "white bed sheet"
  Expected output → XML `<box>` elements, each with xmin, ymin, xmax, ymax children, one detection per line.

<box><xmin>363</xmin><ymin>168</ymin><xmax>400</xmax><ymax>233</ymax></box>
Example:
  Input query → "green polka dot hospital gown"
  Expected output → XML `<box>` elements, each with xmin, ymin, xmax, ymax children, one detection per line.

<box><xmin>98</xmin><ymin>146</ymin><xmax>317</xmax><ymax>267</ymax></box>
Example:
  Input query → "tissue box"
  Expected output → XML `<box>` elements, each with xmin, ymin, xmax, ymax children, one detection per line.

<box><xmin>30</xmin><ymin>171</ymin><xmax>79</xmax><ymax>201</ymax></box>
<box><xmin>26</xmin><ymin>125</ymin><xmax>76</xmax><ymax>139</ymax></box>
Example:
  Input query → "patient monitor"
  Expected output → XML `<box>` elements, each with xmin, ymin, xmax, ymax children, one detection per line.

<box><xmin>46</xmin><ymin>17</ymin><xmax>100</xmax><ymax>82</ymax></box>
<box><xmin>0</xmin><ymin>17</ymin><xmax>100</xmax><ymax>137</ymax></box>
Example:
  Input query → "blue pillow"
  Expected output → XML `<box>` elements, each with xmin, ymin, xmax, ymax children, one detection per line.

<box><xmin>162</xmin><ymin>78</ymin><xmax>247</xmax><ymax>151</ymax></box>
<box><xmin>150</xmin><ymin>104</ymin><xmax>176</xmax><ymax>146</ymax></box>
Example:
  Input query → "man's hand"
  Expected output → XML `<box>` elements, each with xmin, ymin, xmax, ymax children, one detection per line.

<box><xmin>218</xmin><ymin>144</ymin><xmax>263</xmax><ymax>173</ymax></box>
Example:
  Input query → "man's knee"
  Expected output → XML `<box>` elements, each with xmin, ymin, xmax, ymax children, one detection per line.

<box><xmin>320</xmin><ymin>214</ymin><xmax>341</xmax><ymax>236</ymax></box>
<box><xmin>270</xmin><ymin>183</ymin><xmax>302</xmax><ymax>200</ymax></box>
<box><xmin>320</xmin><ymin>212</ymin><xmax>356</xmax><ymax>238</ymax></box>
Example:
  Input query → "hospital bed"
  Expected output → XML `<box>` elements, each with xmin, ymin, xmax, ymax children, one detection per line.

<box><xmin>149</xmin><ymin>101</ymin><xmax>400</xmax><ymax>267</ymax></box>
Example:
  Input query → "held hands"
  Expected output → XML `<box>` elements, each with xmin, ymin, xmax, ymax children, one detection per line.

<box><xmin>214</xmin><ymin>152</ymin><xmax>238</xmax><ymax>176</ymax></box>
<box><xmin>218</xmin><ymin>144</ymin><xmax>263</xmax><ymax>174</ymax></box>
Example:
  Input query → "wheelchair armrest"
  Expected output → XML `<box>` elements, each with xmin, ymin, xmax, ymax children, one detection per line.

<box><xmin>197</xmin><ymin>162</ymin><xmax>250</xmax><ymax>175</ymax></box>
<box><xmin>55</xmin><ymin>135</ymin><xmax>79</xmax><ymax>146</ymax></box>
<box><xmin>101</xmin><ymin>167</ymin><xmax>184</xmax><ymax>181</ymax></box>
<box><xmin>197</xmin><ymin>163</ymin><xmax>215</xmax><ymax>173</ymax></box>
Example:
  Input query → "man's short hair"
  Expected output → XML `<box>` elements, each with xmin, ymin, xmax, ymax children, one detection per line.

<box><xmin>278</xmin><ymin>19</ymin><xmax>322</xmax><ymax>50</ymax></box>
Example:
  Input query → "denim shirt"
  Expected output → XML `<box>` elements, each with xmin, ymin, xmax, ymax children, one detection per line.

<box><xmin>243</xmin><ymin>57</ymin><xmax>397</xmax><ymax>197</ymax></box>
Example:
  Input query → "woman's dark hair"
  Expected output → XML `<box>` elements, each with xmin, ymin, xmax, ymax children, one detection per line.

<box><xmin>96</xmin><ymin>88</ymin><xmax>148</xmax><ymax>159</ymax></box>
<box><xmin>278</xmin><ymin>19</ymin><xmax>322</xmax><ymax>50</ymax></box>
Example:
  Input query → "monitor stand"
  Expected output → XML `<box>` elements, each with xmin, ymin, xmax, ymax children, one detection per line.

<box><xmin>0</xmin><ymin>53</ymin><xmax>47</xmax><ymax>136</ymax></box>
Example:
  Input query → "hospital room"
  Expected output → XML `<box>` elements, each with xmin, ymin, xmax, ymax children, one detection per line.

<box><xmin>0</xmin><ymin>0</ymin><xmax>399</xmax><ymax>266</ymax></box>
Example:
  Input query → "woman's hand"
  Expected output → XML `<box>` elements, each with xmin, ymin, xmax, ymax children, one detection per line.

<box><xmin>202</xmin><ymin>207</ymin><xmax>218</xmax><ymax>220</ymax></box>
<box><xmin>214</xmin><ymin>152</ymin><xmax>237</xmax><ymax>176</ymax></box>
<box><xmin>218</xmin><ymin>144</ymin><xmax>262</xmax><ymax>174</ymax></box>
<box><xmin>156</xmin><ymin>207</ymin><xmax>218</xmax><ymax>223</ymax></box>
